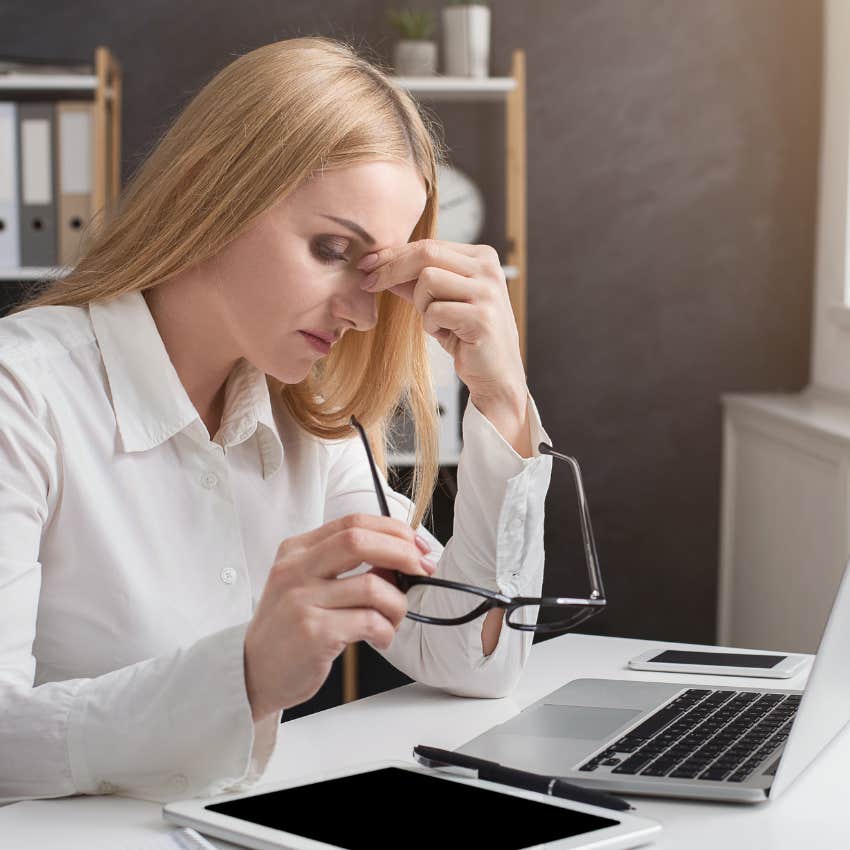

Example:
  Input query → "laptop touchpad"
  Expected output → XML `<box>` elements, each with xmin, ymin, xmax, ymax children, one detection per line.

<box><xmin>496</xmin><ymin>704</ymin><xmax>641</xmax><ymax>740</ymax></box>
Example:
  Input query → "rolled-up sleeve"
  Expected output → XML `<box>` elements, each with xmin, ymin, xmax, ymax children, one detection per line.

<box><xmin>0</xmin><ymin>363</ymin><xmax>280</xmax><ymax>805</ymax></box>
<box><xmin>323</xmin><ymin>390</ymin><xmax>553</xmax><ymax>699</ymax></box>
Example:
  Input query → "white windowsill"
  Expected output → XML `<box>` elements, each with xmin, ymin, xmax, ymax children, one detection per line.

<box><xmin>828</xmin><ymin>303</ymin><xmax>850</xmax><ymax>330</ymax></box>
<box><xmin>723</xmin><ymin>385</ymin><xmax>850</xmax><ymax>444</ymax></box>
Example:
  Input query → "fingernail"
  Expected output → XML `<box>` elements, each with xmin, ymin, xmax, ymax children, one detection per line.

<box><xmin>360</xmin><ymin>271</ymin><xmax>378</xmax><ymax>290</ymax></box>
<box><xmin>420</xmin><ymin>556</ymin><xmax>437</xmax><ymax>574</ymax></box>
<box><xmin>414</xmin><ymin>533</ymin><xmax>432</xmax><ymax>554</ymax></box>
<box><xmin>358</xmin><ymin>252</ymin><xmax>379</xmax><ymax>271</ymax></box>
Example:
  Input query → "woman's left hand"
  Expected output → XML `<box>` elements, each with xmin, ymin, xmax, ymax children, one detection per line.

<box><xmin>356</xmin><ymin>239</ymin><xmax>528</xmax><ymax>413</ymax></box>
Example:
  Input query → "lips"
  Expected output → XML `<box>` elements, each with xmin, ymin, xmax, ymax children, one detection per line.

<box><xmin>299</xmin><ymin>331</ymin><xmax>332</xmax><ymax>355</ymax></box>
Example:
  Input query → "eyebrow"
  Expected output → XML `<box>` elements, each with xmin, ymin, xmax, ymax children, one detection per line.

<box><xmin>318</xmin><ymin>214</ymin><xmax>376</xmax><ymax>246</ymax></box>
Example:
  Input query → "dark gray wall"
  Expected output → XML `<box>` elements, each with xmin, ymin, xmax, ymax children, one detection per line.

<box><xmin>1</xmin><ymin>2</ymin><xmax>821</xmax><ymax>652</ymax></box>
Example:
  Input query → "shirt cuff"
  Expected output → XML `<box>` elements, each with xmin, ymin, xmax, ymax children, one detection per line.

<box><xmin>208</xmin><ymin>625</ymin><xmax>283</xmax><ymax>798</ymax></box>
<box><xmin>452</xmin><ymin>391</ymin><xmax>553</xmax><ymax>596</ymax></box>
<box><xmin>463</xmin><ymin>389</ymin><xmax>552</xmax><ymax>473</ymax></box>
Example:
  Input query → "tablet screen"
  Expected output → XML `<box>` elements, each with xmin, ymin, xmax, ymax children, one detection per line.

<box><xmin>206</xmin><ymin>766</ymin><xmax>619</xmax><ymax>849</ymax></box>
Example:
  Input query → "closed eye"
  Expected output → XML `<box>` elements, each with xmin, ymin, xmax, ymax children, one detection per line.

<box><xmin>312</xmin><ymin>237</ymin><xmax>349</xmax><ymax>264</ymax></box>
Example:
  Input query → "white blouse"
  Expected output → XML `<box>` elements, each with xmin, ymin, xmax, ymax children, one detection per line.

<box><xmin>0</xmin><ymin>290</ymin><xmax>552</xmax><ymax>805</ymax></box>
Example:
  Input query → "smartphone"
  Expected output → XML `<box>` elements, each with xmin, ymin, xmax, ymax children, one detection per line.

<box><xmin>627</xmin><ymin>648</ymin><xmax>809</xmax><ymax>678</ymax></box>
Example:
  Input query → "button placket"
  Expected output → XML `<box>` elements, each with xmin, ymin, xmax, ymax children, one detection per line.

<box><xmin>195</xmin><ymin>451</ymin><xmax>252</xmax><ymax>616</ymax></box>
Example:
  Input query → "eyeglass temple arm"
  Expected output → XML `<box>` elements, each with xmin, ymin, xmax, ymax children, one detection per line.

<box><xmin>350</xmin><ymin>415</ymin><xmax>391</xmax><ymax>517</ymax></box>
<box><xmin>538</xmin><ymin>443</ymin><xmax>606</xmax><ymax>601</ymax></box>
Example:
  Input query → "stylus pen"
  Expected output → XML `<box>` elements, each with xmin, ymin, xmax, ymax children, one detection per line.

<box><xmin>170</xmin><ymin>827</ymin><xmax>218</xmax><ymax>850</ymax></box>
<box><xmin>413</xmin><ymin>745</ymin><xmax>634</xmax><ymax>812</ymax></box>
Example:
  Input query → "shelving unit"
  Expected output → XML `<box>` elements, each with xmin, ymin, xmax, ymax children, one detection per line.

<box><xmin>389</xmin><ymin>56</ymin><xmax>528</xmax><ymax>368</ymax></box>
<box><xmin>382</xmin><ymin>56</ymin><xmax>527</xmax><ymax>466</ymax></box>
<box><xmin>0</xmin><ymin>46</ymin><xmax>122</xmax><ymax>283</ymax></box>
<box><xmin>341</xmin><ymin>50</ymin><xmax>528</xmax><ymax>704</ymax></box>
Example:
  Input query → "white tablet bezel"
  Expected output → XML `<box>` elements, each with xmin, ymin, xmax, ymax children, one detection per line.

<box><xmin>627</xmin><ymin>647</ymin><xmax>809</xmax><ymax>678</ymax></box>
<box><xmin>163</xmin><ymin>759</ymin><xmax>661</xmax><ymax>850</ymax></box>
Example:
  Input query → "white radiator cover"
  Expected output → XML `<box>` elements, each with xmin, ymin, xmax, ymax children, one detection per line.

<box><xmin>718</xmin><ymin>390</ymin><xmax>850</xmax><ymax>653</ymax></box>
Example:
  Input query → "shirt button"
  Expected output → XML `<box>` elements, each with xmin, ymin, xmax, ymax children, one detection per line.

<box><xmin>201</xmin><ymin>471</ymin><xmax>219</xmax><ymax>489</ymax></box>
<box><xmin>510</xmin><ymin>515</ymin><xmax>523</xmax><ymax>530</ymax></box>
<box><xmin>170</xmin><ymin>773</ymin><xmax>189</xmax><ymax>793</ymax></box>
<box><xmin>220</xmin><ymin>567</ymin><xmax>237</xmax><ymax>585</ymax></box>
<box><xmin>98</xmin><ymin>780</ymin><xmax>115</xmax><ymax>794</ymax></box>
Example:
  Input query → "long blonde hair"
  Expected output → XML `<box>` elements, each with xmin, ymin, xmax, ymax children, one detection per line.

<box><xmin>13</xmin><ymin>36</ymin><xmax>447</xmax><ymax>529</ymax></box>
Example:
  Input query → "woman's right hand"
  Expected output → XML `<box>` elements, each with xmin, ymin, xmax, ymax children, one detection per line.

<box><xmin>243</xmin><ymin>513</ymin><xmax>436</xmax><ymax>721</ymax></box>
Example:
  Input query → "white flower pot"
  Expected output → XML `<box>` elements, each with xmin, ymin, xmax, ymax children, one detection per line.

<box><xmin>393</xmin><ymin>40</ymin><xmax>438</xmax><ymax>76</ymax></box>
<box><xmin>442</xmin><ymin>4</ymin><xmax>491</xmax><ymax>77</ymax></box>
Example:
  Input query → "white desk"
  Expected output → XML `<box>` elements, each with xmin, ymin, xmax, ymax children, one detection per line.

<box><xmin>2</xmin><ymin>632</ymin><xmax>848</xmax><ymax>849</ymax></box>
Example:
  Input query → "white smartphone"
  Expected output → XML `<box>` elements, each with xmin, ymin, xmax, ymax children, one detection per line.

<box><xmin>627</xmin><ymin>647</ymin><xmax>809</xmax><ymax>678</ymax></box>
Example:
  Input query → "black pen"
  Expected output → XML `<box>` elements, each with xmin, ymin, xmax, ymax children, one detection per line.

<box><xmin>413</xmin><ymin>745</ymin><xmax>634</xmax><ymax>812</ymax></box>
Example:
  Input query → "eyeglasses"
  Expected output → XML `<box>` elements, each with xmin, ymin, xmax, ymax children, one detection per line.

<box><xmin>349</xmin><ymin>415</ymin><xmax>606</xmax><ymax>635</ymax></box>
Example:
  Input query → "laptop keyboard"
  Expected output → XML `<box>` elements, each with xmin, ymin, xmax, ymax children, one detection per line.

<box><xmin>578</xmin><ymin>688</ymin><xmax>801</xmax><ymax>783</ymax></box>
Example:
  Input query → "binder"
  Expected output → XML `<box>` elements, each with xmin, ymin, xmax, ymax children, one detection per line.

<box><xmin>57</xmin><ymin>101</ymin><xmax>94</xmax><ymax>266</ymax></box>
<box><xmin>388</xmin><ymin>336</ymin><xmax>463</xmax><ymax>462</ymax></box>
<box><xmin>427</xmin><ymin>335</ymin><xmax>463</xmax><ymax>458</ymax></box>
<box><xmin>0</xmin><ymin>101</ymin><xmax>20</xmax><ymax>267</ymax></box>
<box><xmin>17</xmin><ymin>102</ymin><xmax>58</xmax><ymax>266</ymax></box>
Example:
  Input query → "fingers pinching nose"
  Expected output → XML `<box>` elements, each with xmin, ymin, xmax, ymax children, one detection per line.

<box><xmin>358</xmin><ymin>252</ymin><xmax>379</xmax><ymax>271</ymax></box>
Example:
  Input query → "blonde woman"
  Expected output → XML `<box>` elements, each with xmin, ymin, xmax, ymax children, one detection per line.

<box><xmin>0</xmin><ymin>37</ymin><xmax>552</xmax><ymax>804</ymax></box>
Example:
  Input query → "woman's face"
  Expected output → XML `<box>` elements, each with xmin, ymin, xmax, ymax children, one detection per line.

<box><xmin>209</xmin><ymin>160</ymin><xmax>428</xmax><ymax>384</ymax></box>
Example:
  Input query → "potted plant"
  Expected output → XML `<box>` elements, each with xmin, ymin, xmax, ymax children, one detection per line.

<box><xmin>387</xmin><ymin>9</ymin><xmax>437</xmax><ymax>76</ymax></box>
<box><xmin>442</xmin><ymin>1</ymin><xmax>490</xmax><ymax>77</ymax></box>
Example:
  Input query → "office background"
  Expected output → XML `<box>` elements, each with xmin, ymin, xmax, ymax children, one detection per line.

<box><xmin>0</xmin><ymin>1</ymin><xmax>822</xmax><ymax>712</ymax></box>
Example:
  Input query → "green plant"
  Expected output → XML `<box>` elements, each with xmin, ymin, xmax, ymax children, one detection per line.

<box><xmin>444</xmin><ymin>0</ymin><xmax>490</xmax><ymax>6</ymax></box>
<box><xmin>387</xmin><ymin>9</ymin><xmax>435</xmax><ymax>40</ymax></box>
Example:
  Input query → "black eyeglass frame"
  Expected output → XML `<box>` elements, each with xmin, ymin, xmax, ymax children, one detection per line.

<box><xmin>349</xmin><ymin>415</ymin><xmax>606</xmax><ymax>635</ymax></box>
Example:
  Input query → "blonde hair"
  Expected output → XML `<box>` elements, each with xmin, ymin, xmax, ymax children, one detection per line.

<box><xmin>13</xmin><ymin>36</ymin><xmax>447</xmax><ymax>529</ymax></box>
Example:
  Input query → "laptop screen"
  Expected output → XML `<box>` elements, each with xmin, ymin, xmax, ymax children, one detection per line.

<box><xmin>770</xmin><ymin>558</ymin><xmax>850</xmax><ymax>797</ymax></box>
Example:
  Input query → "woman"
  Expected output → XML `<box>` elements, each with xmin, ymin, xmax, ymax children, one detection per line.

<box><xmin>0</xmin><ymin>37</ymin><xmax>552</xmax><ymax>804</ymax></box>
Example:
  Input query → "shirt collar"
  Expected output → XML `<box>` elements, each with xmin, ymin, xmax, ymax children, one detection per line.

<box><xmin>88</xmin><ymin>290</ymin><xmax>284</xmax><ymax>479</ymax></box>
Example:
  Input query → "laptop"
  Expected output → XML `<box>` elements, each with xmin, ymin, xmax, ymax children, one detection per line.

<box><xmin>455</xmin><ymin>556</ymin><xmax>850</xmax><ymax>803</ymax></box>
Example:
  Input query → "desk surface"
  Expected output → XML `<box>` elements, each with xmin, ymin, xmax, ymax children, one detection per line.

<box><xmin>2</xmin><ymin>631</ymin><xmax>848</xmax><ymax>849</ymax></box>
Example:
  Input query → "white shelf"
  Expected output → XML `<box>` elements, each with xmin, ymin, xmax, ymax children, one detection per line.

<box><xmin>1</xmin><ymin>265</ymin><xmax>516</xmax><ymax>282</ymax></box>
<box><xmin>0</xmin><ymin>266</ymin><xmax>71</xmax><ymax>281</ymax></box>
<box><xmin>0</xmin><ymin>73</ymin><xmax>98</xmax><ymax>91</ymax></box>
<box><xmin>388</xmin><ymin>451</ymin><xmax>461</xmax><ymax>467</ymax></box>
<box><xmin>390</xmin><ymin>75</ymin><xmax>516</xmax><ymax>101</ymax></box>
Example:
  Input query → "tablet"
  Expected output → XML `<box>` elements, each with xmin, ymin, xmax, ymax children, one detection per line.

<box><xmin>163</xmin><ymin>760</ymin><xmax>661</xmax><ymax>850</ymax></box>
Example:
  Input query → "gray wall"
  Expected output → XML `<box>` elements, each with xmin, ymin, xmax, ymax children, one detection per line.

<box><xmin>2</xmin><ymin>1</ymin><xmax>822</xmax><ymax>647</ymax></box>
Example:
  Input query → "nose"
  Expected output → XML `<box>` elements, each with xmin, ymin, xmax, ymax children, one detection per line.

<box><xmin>331</xmin><ymin>276</ymin><xmax>379</xmax><ymax>332</ymax></box>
